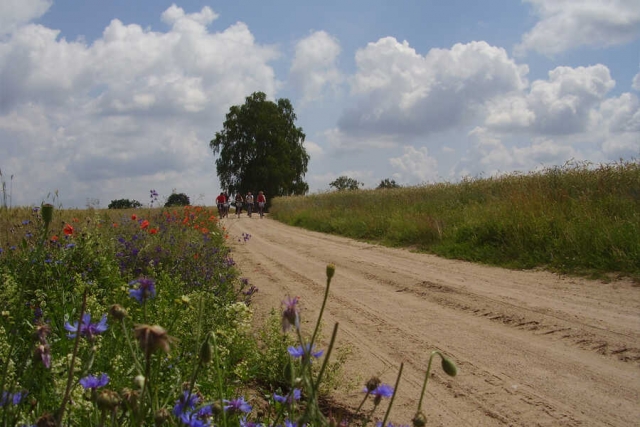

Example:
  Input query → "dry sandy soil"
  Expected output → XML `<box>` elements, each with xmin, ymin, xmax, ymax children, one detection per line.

<box><xmin>223</xmin><ymin>214</ymin><xmax>640</xmax><ymax>426</ymax></box>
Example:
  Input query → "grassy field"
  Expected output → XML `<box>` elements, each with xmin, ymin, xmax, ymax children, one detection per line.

<box><xmin>270</xmin><ymin>160</ymin><xmax>640</xmax><ymax>280</ymax></box>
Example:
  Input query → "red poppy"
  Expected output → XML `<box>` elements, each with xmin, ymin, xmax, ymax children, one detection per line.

<box><xmin>50</xmin><ymin>235</ymin><xmax>59</xmax><ymax>242</ymax></box>
<box><xmin>149</xmin><ymin>228</ymin><xmax>158</xmax><ymax>234</ymax></box>
<box><xmin>140</xmin><ymin>220</ymin><xmax>150</xmax><ymax>229</ymax></box>
<box><xmin>131</xmin><ymin>214</ymin><xmax>137</xmax><ymax>221</ymax></box>
<box><xmin>112</xmin><ymin>223</ymin><xmax>118</xmax><ymax>227</ymax></box>
<box><xmin>63</xmin><ymin>224</ymin><xmax>74</xmax><ymax>236</ymax></box>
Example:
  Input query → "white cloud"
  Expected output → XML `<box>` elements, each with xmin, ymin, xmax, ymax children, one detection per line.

<box><xmin>324</xmin><ymin>127</ymin><xmax>398</xmax><ymax>153</ymax></box>
<box><xmin>304</xmin><ymin>140</ymin><xmax>324</xmax><ymax>157</ymax></box>
<box><xmin>633</xmin><ymin>72</ymin><xmax>640</xmax><ymax>91</ymax></box>
<box><xmin>338</xmin><ymin>38</ymin><xmax>528</xmax><ymax>139</ymax></box>
<box><xmin>389</xmin><ymin>146</ymin><xmax>439</xmax><ymax>183</ymax></box>
<box><xmin>0</xmin><ymin>5</ymin><xmax>280</xmax><ymax>207</ymax></box>
<box><xmin>485</xmin><ymin>64</ymin><xmax>616</xmax><ymax>134</ymax></box>
<box><xmin>0</xmin><ymin>0</ymin><xmax>51</xmax><ymax>35</ymax></box>
<box><xmin>516</xmin><ymin>0</ymin><xmax>640</xmax><ymax>56</ymax></box>
<box><xmin>290</xmin><ymin>31</ymin><xmax>342</xmax><ymax>103</ymax></box>
<box><xmin>453</xmin><ymin>127</ymin><xmax>582</xmax><ymax>179</ymax></box>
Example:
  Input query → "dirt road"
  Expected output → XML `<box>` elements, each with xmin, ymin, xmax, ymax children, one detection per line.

<box><xmin>224</xmin><ymin>215</ymin><xmax>640</xmax><ymax>426</ymax></box>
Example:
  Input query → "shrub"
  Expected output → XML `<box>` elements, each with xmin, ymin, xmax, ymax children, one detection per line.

<box><xmin>108</xmin><ymin>198</ymin><xmax>142</xmax><ymax>209</ymax></box>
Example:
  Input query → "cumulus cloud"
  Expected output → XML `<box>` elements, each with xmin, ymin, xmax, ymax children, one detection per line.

<box><xmin>516</xmin><ymin>0</ymin><xmax>640</xmax><ymax>56</ymax></box>
<box><xmin>324</xmin><ymin>127</ymin><xmax>398</xmax><ymax>153</ymax></box>
<box><xmin>485</xmin><ymin>64</ymin><xmax>616</xmax><ymax>134</ymax></box>
<box><xmin>337</xmin><ymin>38</ymin><xmax>528</xmax><ymax>143</ymax></box>
<box><xmin>389</xmin><ymin>146</ymin><xmax>439</xmax><ymax>183</ymax></box>
<box><xmin>290</xmin><ymin>31</ymin><xmax>342</xmax><ymax>102</ymax></box>
<box><xmin>0</xmin><ymin>0</ymin><xmax>51</xmax><ymax>35</ymax></box>
<box><xmin>304</xmin><ymin>140</ymin><xmax>324</xmax><ymax>157</ymax></box>
<box><xmin>0</xmin><ymin>5</ymin><xmax>279</xmax><ymax>207</ymax></box>
<box><xmin>453</xmin><ymin>127</ymin><xmax>582</xmax><ymax>179</ymax></box>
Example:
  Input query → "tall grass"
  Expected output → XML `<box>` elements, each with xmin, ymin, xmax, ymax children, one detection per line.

<box><xmin>270</xmin><ymin>160</ymin><xmax>640</xmax><ymax>279</ymax></box>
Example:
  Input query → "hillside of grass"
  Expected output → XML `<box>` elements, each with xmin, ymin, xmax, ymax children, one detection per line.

<box><xmin>270</xmin><ymin>160</ymin><xmax>640</xmax><ymax>279</ymax></box>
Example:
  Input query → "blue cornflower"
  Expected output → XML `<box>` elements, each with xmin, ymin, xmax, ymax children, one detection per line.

<box><xmin>364</xmin><ymin>384</ymin><xmax>394</xmax><ymax>398</ymax></box>
<box><xmin>22</xmin><ymin>220</ymin><xmax>30</xmax><ymax>225</ymax></box>
<box><xmin>65</xmin><ymin>243</ymin><xmax>76</xmax><ymax>249</ymax></box>
<box><xmin>79</xmin><ymin>373</ymin><xmax>109</xmax><ymax>390</ymax></box>
<box><xmin>173</xmin><ymin>391</ymin><xmax>200</xmax><ymax>417</ymax></box>
<box><xmin>273</xmin><ymin>388</ymin><xmax>301</xmax><ymax>404</ymax></box>
<box><xmin>0</xmin><ymin>391</ymin><xmax>27</xmax><ymax>406</ymax></box>
<box><xmin>179</xmin><ymin>412</ymin><xmax>210</xmax><ymax>427</ymax></box>
<box><xmin>223</xmin><ymin>396</ymin><xmax>252</xmax><ymax>414</ymax></box>
<box><xmin>129</xmin><ymin>277</ymin><xmax>156</xmax><ymax>303</ymax></box>
<box><xmin>287</xmin><ymin>344</ymin><xmax>323</xmax><ymax>360</ymax></box>
<box><xmin>64</xmin><ymin>313</ymin><xmax>108</xmax><ymax>340</ymax></box>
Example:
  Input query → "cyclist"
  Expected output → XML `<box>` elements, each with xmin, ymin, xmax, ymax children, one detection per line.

<box><xmin>216</xmin><ymin>192</ymin><xmax>227</xmax><ymax>218</ymax></box>
<box><xmin>234</xmin><ymin>193</ymin><xmax>244</xmax><ymax>218</ymax></box>
<box><xmin>245</xmin><ymin>192</ymin><xmax>254</xmax><ymax>218</ymax></box>
<box><xmin>257</xmin><ymin>191</ymin><xmax>266</xmax><ymax>218</ymax></box>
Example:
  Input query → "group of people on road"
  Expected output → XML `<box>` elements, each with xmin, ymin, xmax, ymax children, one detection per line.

<box><xmin>216</xmin><ymin>190</ymin><xmax>267</xmax><ymax>219</ymax></box>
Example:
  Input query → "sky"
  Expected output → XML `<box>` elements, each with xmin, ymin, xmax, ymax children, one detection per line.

<box><xmin>1</xmin><ymin>0</ymin><xmax>639</xmax><ymax>208</ymax></box>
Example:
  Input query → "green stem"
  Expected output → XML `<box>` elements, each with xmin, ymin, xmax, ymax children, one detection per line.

<box><xmin>380</xmin><ymin>362</ymin><xmax>403</xmax><ymax>427</ymax></box>
<box><xmin>56</xmin><ymin>290</ymin><xmax>88</xmax><ymax>426</ymax></box>
<box><xmin>210</xmin><ymin>332</ymin><xmax>227</xmax><ymax>427</ymax></box>
<box><xmin>417</xmin><ymin>351</ymin><xmax>440</xmax><ymax>413</ymax></box>
<box><xmin>309</xmin><ymin>273</ymin><xmax>332</xmax><ymax>347</ymax></box>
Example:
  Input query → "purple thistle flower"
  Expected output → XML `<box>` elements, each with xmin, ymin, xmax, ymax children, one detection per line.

<box><xmin>79</xmin><ymin>373</ymin><xmax>109</xmax><ymax>390</ymax></box>
<box><xmin>129</xmin><ymin>277</ymin><xmax>156</xmax><ymax>303</ymax></box>
<box><xmin>64</xmin><ymin>313</ymin><xmax>108</xmax><ymax>340</ymax></box>
<box><xmin>288</xmin><ymin>344</ymin><xmax>323</xmax><ymax>360</ymax></box>
<box><xmin>223</xmin><ymin>396</ymin><xmax>252</xmax><ymax>414</ymax></box>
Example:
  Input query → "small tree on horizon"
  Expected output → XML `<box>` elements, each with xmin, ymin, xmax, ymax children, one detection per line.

<box><xmin>329</xmin><ymin>176</ymin><xmax>364</xmax><ymax>191</ymax></box>
<box><xmin>165</xmin><ymin>193</ymin><xmax>190</xmax><ymax>207</ymax></box>
<box><xmin>377</xmin><ymin>178</ymin><xmax>401</xmax><ymax>189</ymax></box>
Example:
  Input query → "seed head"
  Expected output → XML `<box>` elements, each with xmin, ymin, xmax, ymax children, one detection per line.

<box><xmin>134</xmin><ymin>324</ymin><xmax>175</xmax><ymax>355</ymax></box>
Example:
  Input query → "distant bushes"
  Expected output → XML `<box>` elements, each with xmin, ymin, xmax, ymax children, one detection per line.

<box><xmin>108</xmin><ymin>198</ymin><xmax>142</xmax><ymax>209</ymax></box>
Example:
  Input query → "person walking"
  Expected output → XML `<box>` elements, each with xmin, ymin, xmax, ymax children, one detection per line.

<box><xmin>245</xmin><ymin>191</ymin><xmax>254</xmax><ymax>218</ymax></box>
<box><xmin>234</xmin><ymin>193</ymin><xmax>244</xmax><ymax>218</ymax></box>
<box><xmin>257</xmin><ymin>191</ymin><xmax>266</xmax><ymax>218</ymax></box>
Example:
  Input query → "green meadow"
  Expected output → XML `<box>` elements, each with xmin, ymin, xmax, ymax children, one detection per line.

<box><xmin>270</xmin><ymin>160</ymin><xmax>640</xmax><ymax>280</ymax></box>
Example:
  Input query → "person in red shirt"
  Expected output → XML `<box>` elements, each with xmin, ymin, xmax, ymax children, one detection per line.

<box><xmin>257</xmin><ymin>191</ymin><xmax>266</xmax><ymax>218</ymax></box>
<box><xmin>215</xmin><ymin>192</ymin><xmax>227</xmax><ymax>218</ymax></box>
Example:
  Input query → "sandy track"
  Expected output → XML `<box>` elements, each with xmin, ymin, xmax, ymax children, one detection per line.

<box><xmin>223</xmin><ymin>215</ymin><xmax>640</xmax><ymax>426</ymax></box>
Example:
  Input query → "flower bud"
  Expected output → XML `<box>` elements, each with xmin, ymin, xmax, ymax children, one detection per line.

<box><xmin>35</xmin><ymin>413</ymin><xmax>56</xmax><ymax>427</ymax></box>
<box><xmin>134</xmin><ymin>324</ymin><xmax>176</xmax><ymax>355</ymax></box>
<box><xmin>441</xmin><ymin>357</ymin><xmax>457</xmax><ymax>377</ymax></box>
<box><xmin>154</xmin><ymin>408</ymin><xmax>171</xmax><ymax>426</ymax></box>
<box><xmin>365</xmin><ymin>376</ymin><xmax>381</xmax><ymax>392</ymax></box>
<box><xmin>412</xmin><ymin>411</ymin><xmax>427</xmax><ymax>427</ymax></box>
<box><xmin>326</xmin><ymin>264</ymin><xmax>335</xmax><ymax>280</ymax></box>
<box><xmin>199</xmin><ymin>339</ymin><xmax>212</xmax><ymax>364</ymax></box>
<box><xmin>109</xmin><ymin>304</ymin><xmax>128</xmax><ymax>321</ymax></box>
<box><xmin>96</xmin><ymin>390</ymin><xmax>120</xmax><ymax>411</ymax></box>
<box><xmin>134</xmin><ymin>375</ymin><xmax>146</xmax><ymax>389</ymax></box>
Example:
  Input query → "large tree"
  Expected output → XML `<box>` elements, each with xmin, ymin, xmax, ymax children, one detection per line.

<box><xmin>210</xmin><ymin>92</ymin><xmax>309</xmax><ymax>202</ymax></box>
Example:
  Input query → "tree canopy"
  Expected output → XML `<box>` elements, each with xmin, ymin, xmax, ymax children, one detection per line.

<box><xmin>210</xmin><ymin>92</ymin><xmax>309</xmax><ymax>202</ymax></box>
<box><xmin>165</xmin><ymin>193</ymin><xmax>190</xmax><ymax>207</ymax></box>
<box><xmin>329</xmin><ymin>176</ymin><xmax>364</xmax><ymax>191</ymax></box>
<box><xmin>377</xmin><ymin>178</ymin><xmax>401</xmax><ymax>189</ymax></box>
